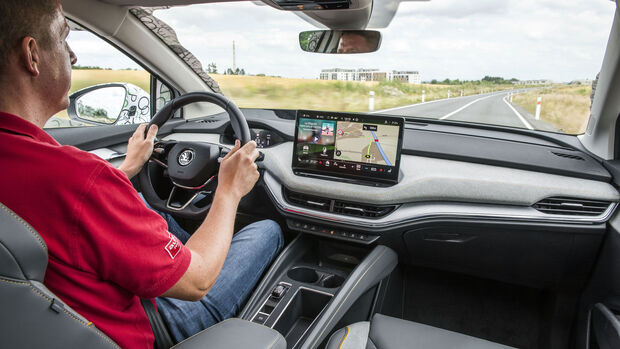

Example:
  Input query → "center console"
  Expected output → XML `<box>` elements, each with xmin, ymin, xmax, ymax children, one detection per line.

<box><xmin>240</xmin><ymin>235</ymin><xmax>397</xmax><ymax>349</ymax></box>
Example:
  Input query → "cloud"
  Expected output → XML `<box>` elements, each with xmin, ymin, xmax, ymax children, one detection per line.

<box><xmin>68</xmin><ymin>0</ymin><xmax>617</xmax><ymax>82</ymax></box>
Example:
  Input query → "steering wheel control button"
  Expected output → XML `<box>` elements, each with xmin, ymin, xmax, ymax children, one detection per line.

<box><xmin>286</xmin><ymin>219</ymin><xmax>378</xmax><ymax>244</ymax></box>
<box><xmin>177</xmin><ymin>149</ymin><xmax>195</xmax><ymax>166</ymax></box>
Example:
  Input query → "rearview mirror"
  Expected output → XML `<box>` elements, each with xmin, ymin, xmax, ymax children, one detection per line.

<box><xmin>299</xmin><ymin>30</ymin><xmax>381</xmax><ymax>54</ymax></box>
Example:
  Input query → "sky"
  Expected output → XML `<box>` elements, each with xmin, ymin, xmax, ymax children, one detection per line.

<box><xmin>68</xmin><ymin>0</ymin><xmax>617</xmax><ymax>82</ymax></box>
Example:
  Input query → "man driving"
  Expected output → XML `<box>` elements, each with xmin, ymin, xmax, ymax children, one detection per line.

<box><xmin>0</xmin><ymin>1</ymin><xmax>283</xmax><ymax>348</ymax></box>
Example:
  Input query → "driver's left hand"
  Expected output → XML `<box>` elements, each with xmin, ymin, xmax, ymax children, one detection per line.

<box><xmin>119</xmin><ymin>124</ymin><xmax>158</xmax><ymax>179</ymax></box>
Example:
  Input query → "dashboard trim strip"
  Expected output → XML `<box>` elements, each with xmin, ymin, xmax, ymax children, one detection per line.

<box><xmin>264</xmin><ymin>172</ymin><xmax>617</xmax><ymax>227</ymax></box>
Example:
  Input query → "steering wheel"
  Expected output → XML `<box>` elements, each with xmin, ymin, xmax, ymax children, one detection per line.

<box><xmin>138</xmin><ymin>92</ymin><xmax>251</xmax><ymax>219</ymax></box>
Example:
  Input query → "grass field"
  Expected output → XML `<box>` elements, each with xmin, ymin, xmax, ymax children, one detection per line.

<box><xmin>212</xmin><ymin>74</ymin><xmax>514</xmax><ymax>112</ymax></box>
<box><xmin>69</xmin><ymin>69</ymin><xmax>150</xmax><ymax>94</ymax></box>
<box><xmin>59</xmin><ymin>69</ymin><xmax>548</xmax><ymax>129</ymax></box>
<box><xmin>512</xmin><ymin>85</ymin><xmax>592</xmax><ymax>134</ymax></box>
<box><xmin>64</xmin><ymin>69</ymin><xmax>514</xmax><ymax>112</ymax></box>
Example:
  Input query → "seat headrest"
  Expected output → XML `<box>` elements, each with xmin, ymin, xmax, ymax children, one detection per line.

<box><xmin>0</xmin><ymin>203</ymin><xmax>48</xmax><ymax>281</ymax></box>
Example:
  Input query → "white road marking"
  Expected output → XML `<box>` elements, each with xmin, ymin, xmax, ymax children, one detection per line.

<box><xmin>502</xmin><ymin>96</ymin><xmax>534</xmax><ymax>130</ymax></box>
<box><xmin>439</xmin><ymin>94</ymin><xmax>495</xmax><ymax>120</ymax></box>
<box><xmin>370</xmin><ymin>92</ymin><xmax>496</xmax><ymax>114</ymax></box>
<box><xmin>370</xmin><ymin>96</ymin><xmax>452</xmax><ymax>114</ymax></box>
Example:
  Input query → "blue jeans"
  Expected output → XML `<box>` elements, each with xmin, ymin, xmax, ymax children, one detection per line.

<box><xmin>147</xmin><ymin>205</ymin><xmax>283</xmax><ymax>343</ymax></box>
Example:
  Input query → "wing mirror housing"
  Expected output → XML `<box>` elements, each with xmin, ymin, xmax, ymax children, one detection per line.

<box><xmin>299</xmin><ymin>30</ymin><xmax>381</xmax><ymax>54</ymax></box>
<box><xmin>67</xmin><ymin>83</ymin><xmax>150</xmax><ymax>126</ymax></box>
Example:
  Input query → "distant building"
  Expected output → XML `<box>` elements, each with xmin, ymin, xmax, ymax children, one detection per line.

<box><xmin>513</xmin><ymin>79</ymin><xmax>553</xmax><ymax>85</ymax></box>
<box><xmin>569</xmin><ymin>79</ymin><xmax>593</xmax><ymax>85</ymax></box>
<box><xmin>320</xmin><ymin>68</ymin><xmax>421</xmax><ymax>84</ymax></box>
<box><xmin>392</xmin><ymin>70</ymin><xmax>422</xmax><ymax>84</ymax></box>
<box><xmin>319</xmin><ymin>68</ymin><xmax>357</xmax><ymax>81</ymax></box>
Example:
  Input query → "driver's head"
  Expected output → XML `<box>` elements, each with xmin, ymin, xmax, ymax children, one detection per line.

<box><xmin>337</xmin><ymin>32</ymin><xmax>373</xmax><ymax>54</ymax></box>
<box><xmin>0</xmin><ymin>0</ymin><xmax>77</xmax><ymax>122</ymax></box>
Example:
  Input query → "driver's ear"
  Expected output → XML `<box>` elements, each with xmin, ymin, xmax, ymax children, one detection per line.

<box><xmin>20</xmin><ymin>36</ymin><xmax>41</xmax><ymax>77</ymax></box>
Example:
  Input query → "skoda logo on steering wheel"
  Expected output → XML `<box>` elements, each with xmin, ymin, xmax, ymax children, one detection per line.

<box><xmin>178</xmin><ymin>149</ymin><xmax>195</xmax><ymax>166</ymax></box>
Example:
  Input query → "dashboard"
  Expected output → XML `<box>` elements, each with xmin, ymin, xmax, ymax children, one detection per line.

<box><xmin>168</xmin><ymin>109</ymin><xmax>619</xmax><ymax>228</ymax></box>
<box><xmin>74</xmin><ymin>108</ymin><xmax>620</xmax><ymax>291</ymax></box>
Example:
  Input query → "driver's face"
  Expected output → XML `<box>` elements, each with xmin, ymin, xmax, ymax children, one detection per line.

<box><xmin>337</xmin><ymin>33</ymin><xmax>372</xmax><ymax>53</ymax></box>
<box><xmin>39</xmin><ymin>7</ymin><xmax>77</xmax><ymax>113</ymax></box>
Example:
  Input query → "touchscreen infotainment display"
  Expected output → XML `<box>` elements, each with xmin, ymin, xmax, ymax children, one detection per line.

<box><xmin>292</xmin><ymin>110</ymin><xmax>404</xmax><ymax>185</ymax></box>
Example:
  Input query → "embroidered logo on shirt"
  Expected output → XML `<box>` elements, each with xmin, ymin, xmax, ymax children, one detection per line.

<box><xmin>165</xmin><ymin>233</ymin><xmax>181</xmax><ymax>259</ymax></box>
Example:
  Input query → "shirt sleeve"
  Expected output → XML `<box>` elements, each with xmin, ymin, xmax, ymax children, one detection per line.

<box><xmin>75</xmin><ymin>162</ymin><xmax>191</xmax><ymax>299</ymax></box>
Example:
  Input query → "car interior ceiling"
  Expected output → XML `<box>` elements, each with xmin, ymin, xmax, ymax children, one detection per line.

<box><xmin>5</xmin><ymin>0</ymin><xmax>620</xmax><ymax>348</ymax></box>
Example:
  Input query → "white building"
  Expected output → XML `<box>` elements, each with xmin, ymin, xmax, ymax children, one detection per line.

<box><xmin>319</xmin><ymin>68</ymin><xmax>357</xmax><ymax>81</ymax></box>
<box><xmin>513</xmin><ymin>79</ymin><xmax>553</xmax><ymax>86</ymax></box>
<box><xmin>319</xmin><ymin>68</ymin><xmax>421</xmax><ymax>84</ymax></box>
<box><xmin>391</xmin><ymin>70</ymin><xmax>422</xmax><ymax>84</ymax></box>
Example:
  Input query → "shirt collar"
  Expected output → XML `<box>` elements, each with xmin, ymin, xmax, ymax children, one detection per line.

<box><xmin>0</xmin><ymin>111</ymin><xmax>59</xmax><ymax>145</ymax></box>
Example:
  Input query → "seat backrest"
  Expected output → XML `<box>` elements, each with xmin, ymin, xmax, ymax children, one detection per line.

<box><xmin>0</xmin><ymin>203</ymin><xmax>120</xmax><ymax>348</ymax></box>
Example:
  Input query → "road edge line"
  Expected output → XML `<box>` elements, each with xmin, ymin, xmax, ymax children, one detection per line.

<box><xmin>502</xmin><ymin>96</ymin><xmax>534</xmax><ymax>130</ymax></box>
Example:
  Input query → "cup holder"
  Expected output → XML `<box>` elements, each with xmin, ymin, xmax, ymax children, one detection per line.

<box><xmin>321</xmin><ymin>274</ymin><xmax>345</xmax><ymax>288</ymax></box>
<box><xmin>287</xmin><ymin>267</ymin><xmax>320</xmax><ymax>283</ymax></box>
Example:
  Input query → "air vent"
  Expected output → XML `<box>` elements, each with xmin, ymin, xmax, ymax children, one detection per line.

<box><xmin>333</xmin><ymin>201</ymin><xmax>396</xmax><ymax>218</ymax></box>
<box><xmin>197</xmin><ymin>119</ymin><xmax>218</xmax><ymax>124</ymax></box>
<box><xmin>283</xmin><ymin>189</ymin><xmax>331</xmax><ymax>212</ymax></box>
<box><xmin>551</xmin><ymin>151</ymin><xmax>585</xmax><ymax>161</ymax></box>
<box><xmin>533</xmin><ymin>197</ymin><xmax>612</xmax><ymax>216</ymax></box>
<box><xmin>283</xmin><ymin>188</ymin><xmax>397</xmax><ymax>218</ymax></box>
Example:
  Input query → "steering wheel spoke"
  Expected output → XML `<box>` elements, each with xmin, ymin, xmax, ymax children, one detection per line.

<box><xmin>150</xmin><ymin>140</ymin><xmax>177</xmax><ymax>168</ymax></box>
<box><xmin>166</xmin><ymin>186</ymin><xmax>214</xmax><ymax>211</ymax></box>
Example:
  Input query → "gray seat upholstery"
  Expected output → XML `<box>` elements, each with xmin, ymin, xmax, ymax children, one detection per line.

<box><xmin>0</xmin><ymin>203</ymin><xmax>119</xmax><ymax>348</ymax></box>
<box><xmin>0</xmin><ymin>202</ymin><xmax>286</xmax><ymax>349</ymax></box>
<box><xmin>326</xmin><ymin>313</ymin><xmax>516</xmax><ymax>349</ymax></box>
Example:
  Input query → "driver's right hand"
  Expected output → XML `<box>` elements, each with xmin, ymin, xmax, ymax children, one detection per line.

<box><xmin>217</xmin><ymin>140</ymin><xmax>260</xmax><ymax>200</ymax></box>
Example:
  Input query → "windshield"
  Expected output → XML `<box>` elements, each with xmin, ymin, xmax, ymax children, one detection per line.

<box><xmin>151</xmin><ymin>0</ymin><xmax>614</xmax><ymax>135</ymax></box>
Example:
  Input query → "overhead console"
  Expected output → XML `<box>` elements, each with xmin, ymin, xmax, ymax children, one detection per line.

<box><xmin>292</xmin><ymin>110</ymin><xmax>404</xmax><ymax>186</ymax></box>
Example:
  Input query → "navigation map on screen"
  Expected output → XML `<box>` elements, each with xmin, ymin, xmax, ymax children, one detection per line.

<box><xmin>293</xmin><ymin>111</ymin><xmax>403</xmax><ymax>184</ymax></box>
<box><xmin>334</xmin><ymin>122</ymin><xmax>399</xmax><ymax>166</ymax></box>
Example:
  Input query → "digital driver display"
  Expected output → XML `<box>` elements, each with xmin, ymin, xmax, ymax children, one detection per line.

<box><xmin>293</xmin><ymin>110</ymin><xmax>404</xmax><ymax>184</ymax></box>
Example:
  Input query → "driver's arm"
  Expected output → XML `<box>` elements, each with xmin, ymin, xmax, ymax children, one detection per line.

<box><xmin>160</xmin><ymin>140</ymin><xmax>260</xmax><ymax>301</ymax></box>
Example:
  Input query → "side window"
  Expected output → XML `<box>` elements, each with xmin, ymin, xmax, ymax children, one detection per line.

<box><xmin>45</xmin><ymin>21</ymin><xmax>152</xmax><ymax>129</ymax></box>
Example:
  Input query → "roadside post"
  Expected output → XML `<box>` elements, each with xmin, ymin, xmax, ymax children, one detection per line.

<box><xmin>448</xmin><ymin>90</ymin><xmax>450</xmax><ymax>98</ymax></box>
<box><xmin>535</xmin><ymin>96</ymin><xmax>542</xmax><ymax>120</ymax></box>
<box><xmin>461</xmin><ymin>90</ymin><xmax>463</xmax><ymax>97</ymax></box>
<box><xmin>422</xmin><ymin>90</ymin><xmax>425</xmax><ymax>103</ymax></box>
<box><xmin>510</xmin><ymin>93</ymin><xmax>513</xmax><ymax>103</ymax></box>
<box><xmin>369</xmin><ymin>91</ymin><xmax>375</xmax><ymax>111</ymax></box>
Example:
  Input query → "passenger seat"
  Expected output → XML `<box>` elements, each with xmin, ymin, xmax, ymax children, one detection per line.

<box><xmin>326</xmin><ymin>313</ymin><xmax>515</xmax><ymax>349</ymax></box>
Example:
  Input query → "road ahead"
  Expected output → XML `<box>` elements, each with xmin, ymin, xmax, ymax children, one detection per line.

<box><xmin>372</xmin><ymin>91</ymin><xmax>557</xmax><ymax>132</ymax></box>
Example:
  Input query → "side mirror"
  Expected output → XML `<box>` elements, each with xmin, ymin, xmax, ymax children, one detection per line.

<box><xmin>68</xmin><ymin>83</ymin><xmax>150</xmax><ymax>126</ymax></box>
<box><xmin>299</xmin><ymin>30</ymin><xmax>381</xmax><ymax>54</ymax></box>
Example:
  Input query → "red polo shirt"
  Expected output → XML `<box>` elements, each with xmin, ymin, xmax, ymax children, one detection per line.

<box><xmin>0</xmin><ymin>112</ymin><xmax>191</xmax><ymax>349</ymax></box>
